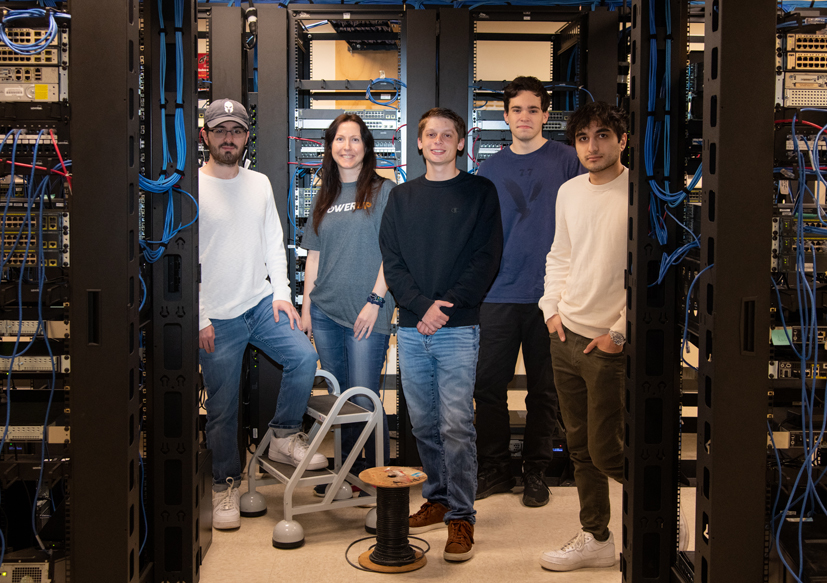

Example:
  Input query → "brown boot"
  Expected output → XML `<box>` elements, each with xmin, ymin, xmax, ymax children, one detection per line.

<box><xmin>409</xmin><ymin>501</ymin><xmax>448</xmax><ymax>534</ymax></box>
<box><xmin>444</xmin><ymin>520</ymin><xmax>474</xmax><ymax>562</ymax></box>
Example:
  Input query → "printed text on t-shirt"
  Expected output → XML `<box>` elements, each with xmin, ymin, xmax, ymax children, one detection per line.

<box><xmin>327</xmin><ymin>201</ymin><xmax>373</xmax><ymax>213</ymax></box>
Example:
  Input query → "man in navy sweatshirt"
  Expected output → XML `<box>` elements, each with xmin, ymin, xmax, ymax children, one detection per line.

<box><xmin>379</xmin><ymin>107</ymin><xmax>502</xmax><ymax>562</ymax></box>
<box><xmin>474</xmin><ymin>76</ymin><xmax>584</xmax><ymax>507</ymax></box>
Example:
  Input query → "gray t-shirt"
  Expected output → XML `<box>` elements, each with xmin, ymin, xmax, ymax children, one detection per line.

<box><xmin>301</xmin><ymin>179</ymin><xmax>396</xmax><ymax>336</ymax></box>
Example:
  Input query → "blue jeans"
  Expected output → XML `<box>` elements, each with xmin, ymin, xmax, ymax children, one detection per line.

<box><xmin>310</xmin><ymin>303</ymin><xmax>390</xmax><ymax>473</ymax></box>
<box><xmin>200</xmin><ymin>296</ymin><xmax>318</xmax><ymax>489</ymax></box>
<box><xmin>397</xmin><ymin>325</ymin><xmax>480</xmax><ymax>524</ymax></box>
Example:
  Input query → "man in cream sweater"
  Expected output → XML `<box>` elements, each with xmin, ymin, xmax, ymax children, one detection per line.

<box><xmin>199</xmin><ymin>99</ymin><xmax>323</xmax><ymax>531</ymax></box>
<box><xmin>537</xmin><ymin>102</ymin><xmax>628</xmax><ymax>571</ymax></box>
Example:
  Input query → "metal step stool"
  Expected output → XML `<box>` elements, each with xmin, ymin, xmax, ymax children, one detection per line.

<box><xmin>239</xmin><ymin>370</ymin><xmax>383</xmax><ymax>548</ymax></box>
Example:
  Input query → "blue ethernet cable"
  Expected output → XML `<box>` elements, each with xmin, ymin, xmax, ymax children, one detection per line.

<box><xmin>0</xmin><ymin>8</ymin><xmax>69</xmax><ymax>55</ymax></box>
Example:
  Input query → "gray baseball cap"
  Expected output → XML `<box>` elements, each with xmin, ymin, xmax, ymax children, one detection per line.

<box><xmin>204</xmin><ymin>98</ymin><xmax>249</xmax><ymax>129</ymax></box>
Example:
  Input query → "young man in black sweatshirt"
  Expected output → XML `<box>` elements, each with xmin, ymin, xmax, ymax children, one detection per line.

<box><xmin>379</xmin><ymin>108</ymin><xmax>503</xmax><ymax>562</ymax></box>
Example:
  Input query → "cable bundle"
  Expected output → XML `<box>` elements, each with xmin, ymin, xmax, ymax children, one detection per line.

<box><xmin>643</xmin><ymin>0</ymin><xmax>703</xmax><ymax>288</ymax></box>
<box><xmin>139</xmin><ymin>0</ymin><xmax>198</xmax><ymax>267</ymax></box>
<box><xmin>366</xmin><ymin>77</ymin><xmax>406</xmax><ymax>110</ymax></box>
<box><xmin>769</xmin><ymin>111</ymin><xmax>827</xmax><ymax>582</ymax></box>
<box><xmin>0</xmin><ymin>128</ymin><xmax>70</xmax><ymax>564</ymax></box>
<box><xmin>0</xmin><ymin>7</ymin><xmax>69</xmax><ymax>55</ymax></box>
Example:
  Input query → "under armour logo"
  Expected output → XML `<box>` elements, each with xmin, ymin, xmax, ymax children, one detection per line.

<box><xmin>451</xmin><ymin>208</ymin><xmax>458</xmax><ymax>213</ymax></box>
<box><xmin>224</xmin><ymin>101</ymin><xmax>234</xmax><ymax>113</ymax></box>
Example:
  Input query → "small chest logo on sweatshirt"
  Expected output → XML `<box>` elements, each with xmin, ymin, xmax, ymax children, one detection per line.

<box><xmin>327</xmin><ymin>201</ymin><xmax>373</xmax><ymax>213</ymax></box>
<box><xmin>451</xmin><ymin>207</ymin><xmax>458</xmax><ymax>213</ymax></box>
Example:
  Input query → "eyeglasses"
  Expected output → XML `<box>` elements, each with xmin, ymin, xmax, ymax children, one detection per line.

<box><xmin>207</xmin><ymin>127</ymin><xmax>246</xmax><ymax>138</ymax></box>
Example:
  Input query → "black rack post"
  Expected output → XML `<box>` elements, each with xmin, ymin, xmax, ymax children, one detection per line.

<box><xmin>69</xmin><ymin>1</ymin><xmax>143</xmax><ymax>580</ymax></box>
<box><xmin>209</xmin><ymin>5</ymin><xmax>243</xmax><ymax>103</ymax></box>
<box><xmin>143</xmin><ymin>0</ymin><xmax>204</xmax><ymax>580</ymax></box>
<box><xmin>584</xmin><ymin>6</ymin><xmax>620</xmax><ymax>104</ymax></box>
<box><xmin>623</xmin><ymin>1</ymin><xmax>686</xmax><ymax>580</ymax></box>
<box><xmin>693</xmin><ymin>0</ymin><xmax>774</xmax><ymax>580</ymax></box>
<box><xmin>437</xmin><ymin>7</ymin><xmax>472</xmax><ymax>172</ymax></box>
<box><xmin>401</xmin><ymin>8</ymin><xmax>437</xmax><ymax>181</ymax></box>
<box><xmin>257</xmin><ymin>5</ymin><xmax>290</xmax><ymax>244</ymax></box>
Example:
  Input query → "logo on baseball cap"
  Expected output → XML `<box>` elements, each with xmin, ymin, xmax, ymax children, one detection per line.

<box><xmin>204</xmin><ymin>98</ymin><xmax>249</xmax><ymax>129</ymax></box>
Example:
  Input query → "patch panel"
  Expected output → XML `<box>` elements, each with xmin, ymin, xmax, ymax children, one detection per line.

<box><xmin>2</xmin><ymin>212</ymin><xmax>62</xmax><ymax>232</ymax></box>
<box><xmin>3</xmin><ymin>251</ymin><xmax>60</xmax><ymax>267</ymax></box>
<box><xmin>473</xmin><ymin>110</ymin><xmax>572</xmax><ymax>131</ymax></box>
<box><xmin>787</xmin><ymin>34</ymin><xmax>827</xmax><ymax>52</ymax></box>
<box><xmin>786</xmin><ymin>52</ymin><xmax>827</xmax><ymax>71</ymax></box>
<box><xmin>0</xmin><ymin>320</ymin><xmax>68</xmax><ymax>338</ymax></box>
<box><xmin>374</xmin><ymin>140</ymin><xmax>396</xmax><ymax>154</ymax></box>
<box><xmin>0</xmin><ymin>47</ymin><xmax>59</xmax><ymax>65</ymax></box>
<box><xmin>477</xmin><ymin>142</ymin><xmax>507</xmax><ymax>160</ymax></box>
<box><xmin>3</xmin><ymin>423</ymin><xmax>69</xmax><ymax>443</ymax></box>
<box><xmin>294</xmin><ymin>109</ymin><xmax>401</xmax><ymax>130</ymax></box>
<box><xmin>786</xmin><ymin>135</ymin><xmax>827</xmax><ymax>151</ymax></box>
<box><xmin>0</xmin><ymin>355</ymin><xmax>69</xmax><ymax>373</ymax></box>
<box><xmin>0</xmin><ymin>28</ymin><xmax>59</xmax><ymax>48</ymax></box>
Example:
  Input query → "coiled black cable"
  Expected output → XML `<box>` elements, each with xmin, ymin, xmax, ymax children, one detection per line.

<box><xmin>370</xmin><ymin>487</ymin><xmax>417</xmax><ymax>565</ymax></box>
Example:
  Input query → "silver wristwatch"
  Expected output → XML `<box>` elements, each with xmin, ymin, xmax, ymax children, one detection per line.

<box><xmin>609</xmin><ymin>330</ymin><xmax>625</xmax><ymax>346</ymax></box>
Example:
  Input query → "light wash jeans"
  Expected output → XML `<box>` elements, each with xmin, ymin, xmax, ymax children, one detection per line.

<box><xmin>310</xmin><ymin>303</ymin><xmax>390</xmax><ymax>472</ymax></box>
<box><xmin>200</xmin><ymin>296</ymin><xmax>318</xmax><ymax>490</ymax></box>
<box><xmin>397</xmin><ymin>325</ymin><xmax>480</xmax><ymax>524</ymax></box>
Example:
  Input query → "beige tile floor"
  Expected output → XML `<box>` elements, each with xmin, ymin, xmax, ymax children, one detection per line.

<box><xmin>200</xmin><ymin>462</ymin><xmax>696</xmax><ymax>583</ymax></box>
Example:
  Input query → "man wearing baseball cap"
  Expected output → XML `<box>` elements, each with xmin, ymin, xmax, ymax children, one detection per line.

<box><xmin>198</xmin><ymin>99</ymin><xmax>324</xmax><ymax>530</ymax></box>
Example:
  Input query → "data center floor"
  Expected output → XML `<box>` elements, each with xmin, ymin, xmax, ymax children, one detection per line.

<box><xmin>200</xmin><ymin>436</ymin><xmax>696</xmax><ymax>583</ymax></box>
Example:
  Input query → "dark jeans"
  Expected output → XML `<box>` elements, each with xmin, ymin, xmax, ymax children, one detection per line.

<box><xmin>549</xmin><ymin>325</ymin><xmax>624</xmax><ymax>540</ymax></box>
<box><xmin>474</xmin><ymin>302</ymin><xmax>559</xmax><ymax>474</ymax></box>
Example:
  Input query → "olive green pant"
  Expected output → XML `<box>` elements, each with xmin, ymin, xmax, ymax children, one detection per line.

<box><xmin>549</xmin><ymin>325</ymin><xmax>624</xmax><ymax>541</ymax></box>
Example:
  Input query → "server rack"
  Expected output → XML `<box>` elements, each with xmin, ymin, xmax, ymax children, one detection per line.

<box><xmin>286</xmin><ymin>5</ymin><xmax>410</xmax><ymax>463</ymax></box>
<box><xmin>692</xmin><ymin>0</ymin><xmax>774</xmax><ymax>580</ymax></box>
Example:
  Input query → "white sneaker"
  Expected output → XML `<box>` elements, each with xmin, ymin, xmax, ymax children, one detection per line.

<box><xmin>540</xmin><ymin>531</ymin><xmax>616</xmax><ymax>571</ymax></box>
<box><xmin>212</xmin><ymin>478</ymin><xmax>241</xmax><ymax>530</ymax></box>
<box><xmin>268</xmin><ymin>432</ymin><xmax>327</xmax><ymax>470</ymax></box>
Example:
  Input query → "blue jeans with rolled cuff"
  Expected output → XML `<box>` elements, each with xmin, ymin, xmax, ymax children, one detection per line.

<box><xmin>200</xmin><ymin>296</ymin><xmax>318</xmax><ymax>491</ymax></box>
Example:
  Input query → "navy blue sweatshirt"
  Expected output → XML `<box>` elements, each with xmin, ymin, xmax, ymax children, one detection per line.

<box><xmin>379</xmin><ymin>171</ymin><xmax>503</xmax><ymax>328</ymax></box>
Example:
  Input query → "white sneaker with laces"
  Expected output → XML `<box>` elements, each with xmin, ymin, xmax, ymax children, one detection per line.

<box><xmin>268</xmin><ymin>432</ymin><xmax>327</xmax><ymax>470</ymax></box>
<box><xmin>212</xmin><ymin>477</ymin><xmax>241</xmax><ymax>530</ymax></box>
<box><xmin>540</xmin><ymin>530</ymin><xmax>616</xmax><ymax>571</ymax></box>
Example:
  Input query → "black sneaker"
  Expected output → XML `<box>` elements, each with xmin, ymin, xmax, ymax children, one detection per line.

<box><xmin>522</xmin><ymin>469</ymin><xmax>550</xmax><ymax>507</ymax></box>
<box><xmin>476</xmin><ymin>465</ymin><xmax>515</xmax><ymax>500</ymax></box>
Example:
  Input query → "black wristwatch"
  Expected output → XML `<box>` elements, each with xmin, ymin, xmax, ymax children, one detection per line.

<box><xmin>367</xmin><ymin>292</ymin><xmax>385</xmax><ymax>307</ymax></box>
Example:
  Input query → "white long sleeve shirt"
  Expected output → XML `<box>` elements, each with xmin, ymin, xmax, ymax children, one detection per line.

<box><xmin>198</xmin><ymin>167</ymin><xmax>291</xmax><ymax>331</ymax></box>
<box><xmin>539</xmin><ymin>167</ymin><xmax>628</xmax><ymax>339</ymax></box>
